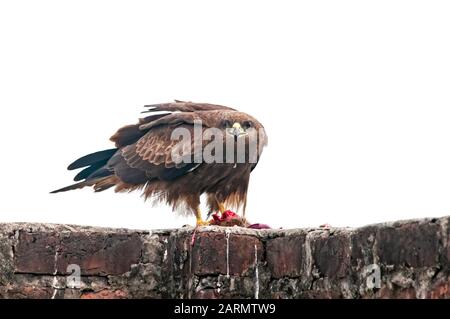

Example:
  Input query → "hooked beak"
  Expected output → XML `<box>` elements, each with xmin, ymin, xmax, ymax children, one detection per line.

<box><xmin>227</xmin><ymin>122</ymin><xmax>247</xmax><ymax>140</ymax></box>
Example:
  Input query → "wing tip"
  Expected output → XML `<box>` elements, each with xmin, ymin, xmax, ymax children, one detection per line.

<box><xmin>66</xmin><ymin>149</ymin><xmax>117</xmax><ymax>171</ymax></box>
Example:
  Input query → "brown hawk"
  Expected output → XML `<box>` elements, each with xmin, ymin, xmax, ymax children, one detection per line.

<box><xmin>51</xmin><ymin>101</ymin><xmax>267</xmax><ymax>226</ymax></box>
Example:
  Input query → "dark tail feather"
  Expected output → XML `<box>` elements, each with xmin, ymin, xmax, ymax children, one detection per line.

<box><xmin>68</xmin><ymin>148</ymin><xmax>117</xmax><ymax>170</ymax></box>
<box><xmin>73</xmin><ymin>162</ymin><xmax>106</xmax><ymax>181</ymax></box>
<box><xmin>50</xmin><ymin>180</ymin><xmax>95</xmax><ymax>194</ymax></box>
<box><xmin>86</xmin><ymin>167</ymin><xmax>113</xmax><ymax>179</ymax></box>
<box><xmin>50</xmin><ymin>176</ymin><xmax>116</xmax><ymax>194</ymax></box>
<box><xmin>53</xmin><ymin>149</ymin><xmax>118</xmax><ymax>194</ymax></box>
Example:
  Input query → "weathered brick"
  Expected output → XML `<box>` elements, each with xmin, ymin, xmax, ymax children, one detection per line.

<box><xmin>428</xmin><ymin>278</ymin><xmax>450</xmax><ymax>299</ymax></box>
<box><xmin>311</xmin><ymin>232</ymin><xmax>351</xmax><ymax>279</ymax></box>
<box><xmin>191</xmin><ymin>232</ymin><xmax>262</xmax><ymax>276</ymax></box>
<box><xmin>376</xmin><ymin>221</ymin><xmax>440</xmax><ymax>267</ymax></box>
<box><xmin>14</xmin><ymin>231</ymin><xmax>60</xmax><ymax>274</ymax></box>
<box><xmin>191</xmin><ymin>232</ymin><xmax>227</xmax><ymax>275</ymax></box>
<box><xmin>80</xmin><ymin>289</ymin><xmax>127</xmax><ymax>299</ymax></box>
<box><xmin>376</xmin><ymin>286</ymin><xmax>417</xmax><ymax>299</ymax></box>
<box><xmin>9</xmin><ymin>286</ymin><xmax>54</xmax><ymax>299</ymax></box>
<box><xmin>229</xmin><ymin>234</ymin><xmax>263</xmax><ymax>276</ymax></box>
<box><xmin>58</xmin><ymin>232</ymin><xmax>142</xmax><ymax>276</ymax></box>
<box><xmin>15</xmin><ymin>230</ymin><xmax>142</xmax><ymax>276</ymax></box>
<box><xmin>267</xmin><ymin>236</ymin><xmax>304</xmax><ymax>278</ymax></box>
<box><xmin>193</xmin><ymin>289</ymin><xmax>220</xmax><ymax>299</ymax></box>
<box><xmin>350</xmin><ymin>226</ymin><xmax>377</xmax><ymax>268</ymax></box>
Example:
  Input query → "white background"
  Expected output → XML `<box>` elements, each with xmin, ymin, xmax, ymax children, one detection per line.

<box><xmin>1</xmin><ymin>1</ymin><xmax>450</xmax><ymax>230</ymax></box>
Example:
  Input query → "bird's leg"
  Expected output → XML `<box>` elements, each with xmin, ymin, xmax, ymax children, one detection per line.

<box><xmin>195</xmin><ymin>207</ymin><xmax>210</xmax><ymax>226</ymax></box>
<box><xmin>214</xmin><ymin>195</ymin><xmax>226</xmax><ymax>214</ymax></box>
<box><xmin>217</xmin><ymin>201</ymin><xmax>226</xmax><ymax>214</ymax></box>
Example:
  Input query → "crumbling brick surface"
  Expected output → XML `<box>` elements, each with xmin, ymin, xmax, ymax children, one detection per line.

<box><xmin>0</xmin><ymin>217</ymin><xmax>449</xmax><ymax>299</ymax></box>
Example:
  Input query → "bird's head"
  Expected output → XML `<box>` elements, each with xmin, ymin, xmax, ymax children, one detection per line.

<box><xmin>220</xmin><ymin>117</ymin><xmax>257</xmax><ymax>141</ymax></box>
<box><xmin>224</xmin><ymin>121</ymin><xmax>252</xmax><ymax>140</ymax></box>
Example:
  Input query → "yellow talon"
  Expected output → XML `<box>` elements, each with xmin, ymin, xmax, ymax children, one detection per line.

<box><xmin>196</xmin><ymin>219</ymin><xmax>210</xmax><ymax>226</ymax></box>
<box><xmin>195</xmin><ymin>207</ymin><xmax>210</xmax><ymax>226</ymax></box>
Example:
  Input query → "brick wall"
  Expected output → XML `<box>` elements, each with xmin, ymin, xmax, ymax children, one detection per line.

<box><xmin>0</xmin><ymin>216</ymin><xmax>449</xmax><ymax>299</ymax></box>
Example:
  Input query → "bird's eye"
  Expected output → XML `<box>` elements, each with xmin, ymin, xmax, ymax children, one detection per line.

<box><xmin>222</xmin><ymin>120</ymin><xmax>232</xmax><ymax>128</ymax></box>
<box><xmin>242</xmin><ymin>121</ymin><xmax>253</xmax><ymax>129</ymax></box>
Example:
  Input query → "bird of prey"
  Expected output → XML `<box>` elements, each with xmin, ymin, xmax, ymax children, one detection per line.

<box><xmin>51</xmin><ymin>101</ymin><xmax>267</xmax><ymax>226</ymax></box>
